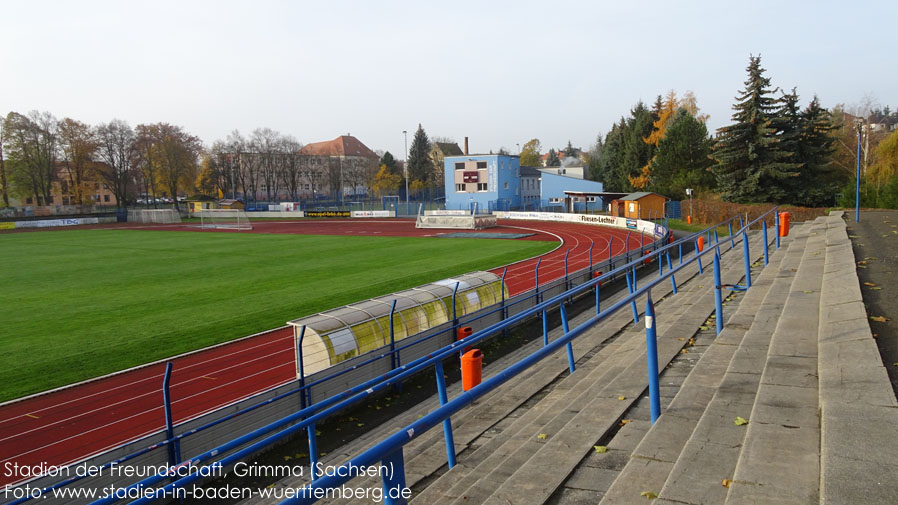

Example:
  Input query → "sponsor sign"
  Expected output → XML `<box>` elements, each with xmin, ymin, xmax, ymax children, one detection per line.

<box><xmin>305</xmin><ymin>211</ymin><xmax>350</xmax><ymax>218</ymax></box>
<box><xmin>426</xmin><ymin>210</ymin><xmax>471</xmax><ymax>216</ymax></box>
<box><xmin>499</xmin><ymin>211</ymin><xmax>667</xmax><ymax>238</ymax></box>
<box><xmin>351</xmin><ymin>210</ymin><xmax>393</xmax><ymax>218</ymax></box>
<box><xmin>625</xmin><ymin>219</ymin><xmax>638</xmax><ymax>230</ymax></box>
<box><xmin>462</xmin><ymin>171</ymin><xmax>479</xmax><ymax>183</ymax></box>
<box><xmin>0</xmin><ymin>222</ymin><xmax>15</xmax><ymax>230</ymax></box>
<box><xmin>14</xmin><ymin>218</ymin><xmax>99</xmax><ymax>228</ymax></box>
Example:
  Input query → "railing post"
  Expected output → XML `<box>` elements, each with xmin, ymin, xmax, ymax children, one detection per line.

<box><xmin>608</xmin><ymin>236</ymin><xmax>615</xmax><ymax>280</ymax></box>
<box><xmin>695</xmin><ymin>240</ymin><xmax>703</xmax><ymax>274</ymax></box>
<box><xmin>644</xmin><ymin>290</ymin><xmax>661</xmax><ymax>424</ymax></box>
<box><xmin>451</xmin><ymin>281</ymin><xmax>460</xmax><ymax>326</ymax></box>
<box><xmin>728</xmin><ymin>222</ymin><xmax>735</xmax><ymax>250</ymax></box>
<box><xmin>595</xmin><ymin>277</ymin><xmax>601</xmax><ymax>315</ymax></box>
<box><xmin>762</xmin><ymin>220</ymin><xmax>769</xmax><ymax>266</ymax></box>
<box><xmin>297</xmin><ymin>325</ymin><xmax>308</xmax><ymax>410</ymax></box>
<box><xmin>560</xmin><ymin>303</ymin><xmax>575</xmax><ymax>374</ymax></box>
<box><xmin>389</xmin><ymin>299</ymin><xmax>398</xmax><ymax>371</ymax></box>
<box><xmin>625</xmin><ymin>268</ymin><xmax>639</xmax><ymax>324</ymax></box>
<box><xmin>433</xmin><ymin>360</ymin><xmax>457</xmax><ymax>468</ymax></box>
<box><xmin>773</xmin><ymin>211</ymin><xmax>780</xmax><ymax>249</ymax></box>
<box><xmin>667</xmin><ymin>252</ymin><xmax>677</xmax><ymax>294</ymax></box>
<box><xmin>563</xmin><ymin>249</ymin><xmax>570</xmax><ymax>290</ymax></box>
<box><xmin>678</xmin><ymin>242</ymin><xmax>683</xmax><ymax>265</ymax></box>
<box><xmin>742</xmin><ymin>230</ymin><xmax>752</xmax><ymax>289</ymax></box>
<box><xmin>625</xmin><ymin>231</ymin><xmax>631</xmax><ymax>263</ymax></box>
<box><xmin>500</xmin><ymin>267</ymin><xmax>508</xmax><ymax>329</ymax></box>
<box><xmin>588</xmin><ymin>241</ymin><xmax>594</xmax><ymax>275</ymax></box>
<box><xmin>713</xmin><ymin>253</ymin><xmax>724</xmax><ymax>335</ymax></box>
<box><xmin>308</xmin><ymin>423</ymin><xmax>319</xmax><ymax>479</ymax></box>
<box><xmin>534</xmin><ymin>258</ymin><xmax>542</xmax><ymax>303</ymax></box>
<box><xmin>381</xmin><ymin>448</ymin><xmax>409</xmax><ymax>505</ymax></box>
<box><xmin>542</xmin><ymin>309</ymin><xmax>549</xmax><ymax>346</ymax></box>
<box><xmin>162</xmin><ymin>362</ymin><xmax>181</xmax><ymax>471</ymax></box>
<box><xmin>714</xmin><ymin>230</ymin><xmax>721</xmax><ymax>260</ymax></box>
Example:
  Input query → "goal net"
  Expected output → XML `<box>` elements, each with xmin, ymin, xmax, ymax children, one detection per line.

<box><xmin>127</xmin><ymin>209</ymin><xmax>182</xmax><ymax>224</ymax></box>
<box><xmin>198</xmin><ymin>209</ymin><xmax>253</xmax><ymax>230</ymax></box>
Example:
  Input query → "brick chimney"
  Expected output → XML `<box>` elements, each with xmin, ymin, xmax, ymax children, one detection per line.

<box><xmin>464</xmin><ymin>137</ymin><xmax>469</xmax><ymax>155</ymax></box>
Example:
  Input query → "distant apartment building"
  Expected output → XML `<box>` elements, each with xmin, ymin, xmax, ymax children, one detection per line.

<box><xmin>9</xmin><ymin>162</ymin><xmax>118</xmax><ymax>210</ymax></box>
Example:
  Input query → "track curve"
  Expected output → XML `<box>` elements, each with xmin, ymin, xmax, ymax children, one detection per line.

<box><xmin>0</xmin><ymin>218</ymin><xmax>648</xmax><ymax>486</ymax></box>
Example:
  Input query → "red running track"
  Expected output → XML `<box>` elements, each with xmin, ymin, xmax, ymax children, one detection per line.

<box><xmin>0</xmin><ymin>219</ymin><xmax>646</xmax><ymax>487</ymax></box>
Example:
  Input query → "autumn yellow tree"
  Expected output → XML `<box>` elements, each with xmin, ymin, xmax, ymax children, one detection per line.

<box><xmin>371</xmin><ymin>164</ymin><xmax>401</xmax><ymax>197</ymax></box>
<box><xmin>630</xmin><ymin>90</ymin><xmax>706</xmax><ymax>189</ymax></box>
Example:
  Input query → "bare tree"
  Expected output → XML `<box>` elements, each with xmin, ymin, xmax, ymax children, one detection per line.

<box><xmin>226</xmin><ymin>130</ymin><xmax>247</xmax><ymax>200</ymax></box>
<box><xmin>250</xmin><ymin>128</ymin><xmax>283</xmax><ymax>203</ymax></box>
<box><xmin>95</xmin><ymin>119</ymin><xmax>136</xmax><ymax>208</ymax></box>
<box><xmin>301</xmin><ymin>155</ymin><xmax>327</xmax><ymax>199</ymax></box>
<box><xmin>58</xmin><ymin>117</ymin><xmax>98</xmax><ymax>206</ymax></box>
<box><xmin>342</xmin><ymin>157</ymin><xmax>377</xmax><ymax>198</ymax></box>
<box><xmin>3</xmin><ymin>111</ymin><xmax>58</xmax><ymax>205</ymax></box>
<box><xmin>0</xmin><ymin>116</ymin><xmax>8</xmax><ymax>207</ymax></box>
<box><xmin>279</xmin><ymin>136</ymin><xmax>303</xmax><ymax>201</ymax></box>
<box><xmin>134</xmin><ymin>124</ymin><xmax>161</xmax><ymax>207</ymax></box>
<box><xmin>154</xmin><ymin>123</ymin><xmax>201</xmax><ymax>211</ymax></box>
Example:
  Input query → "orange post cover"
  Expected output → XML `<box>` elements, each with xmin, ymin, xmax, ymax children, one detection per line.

<box><xmin>687</xmin><ymin>215</ymin><xmax>692</xmax><ymax>224</ymax></box>
<box><xmin>593</xmin><ymin>270</ymin><xmax>603</xmax><ymax>287</ymax></box>
<box><xmin>779</xmin><ymin>212</ymin><xmax>791</xmax><ymax>237</ymax></box>
<box><xmin>461</xmin><ymin>349</ymin><xmax>483</xmax><ymax>391</ymax></box>
<box><xmin>697</xmin><ymin>236</ymin><xmax>705</xmax><ymax>252</ymax></box>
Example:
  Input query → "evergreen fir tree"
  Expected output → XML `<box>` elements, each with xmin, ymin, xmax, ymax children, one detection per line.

<box><xmin>621</xmin><ymin>102</ymin><xmax>656</xmax><ymax>190</ymax></box>
<box><xmin>546</xmin><ymin>148</ymin><xmax>560</xmax><ymax>167</ymax></box>
<box><xmin>407</xmin><ymin>124</ymin><xmax>433</xmax><ymax>184</ymax></box>
<box><xmin>774</xmin><ymin>88</ymin><xmax>804</xmax><ymax>201</ymax></box>
<box><xmin>713</xmin><ymin>55</ymin><xmax>798</xmax><ymax>203</ymax></box>
<box><xmin>380</xmin><ymin>151</ymin><xmax>399</xmax><ymax>175</ymax></box>
<box><xmin>564</xmin><ymin>140</ymin><xmax>577</xmax><ymax>157</ymax></box>
<box><xmin>650</xmin><ymin>109</ymin><xmax>715</xmax><ymax>199</ymax></box>
<box><xmin>796</xmin><ymin>96</ymin><xmax>837</xmax><ymax>206</ymax></box>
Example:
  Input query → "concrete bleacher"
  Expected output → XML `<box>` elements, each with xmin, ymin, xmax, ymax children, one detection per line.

<box><xmin>243</xmin><ymin>212</ymin><xmax>898</xmax><ymax>505</ymax></box>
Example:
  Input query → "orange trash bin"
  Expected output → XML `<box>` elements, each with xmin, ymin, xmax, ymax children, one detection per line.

<box><xmin>461</xmin><ymin>349</ymin><xmax>483</xmax><ymax>391</ymax></box>
<box><xmin>687</xmin><ymin>215</ymin><xmax>692</xmax><ymax>224</ymax></box>
<box><xmin>779</xmin><ymin>212</ymin><xmax>791</xmax><ymax>237</ymax></box>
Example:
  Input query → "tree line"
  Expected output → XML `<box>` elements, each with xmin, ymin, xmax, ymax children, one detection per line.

<box><xmin>1</xmin><ymin>111</ymin><xmax>200</xmax><ymax>210</ymax></box>
<box><xmin>584</xmin><ymin>55</ymin><xmax>898</xmax><ymax>209</ymax></box>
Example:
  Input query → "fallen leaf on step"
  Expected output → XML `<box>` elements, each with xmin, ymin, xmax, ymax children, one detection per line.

<box><xmin>857</xmin><ymin>261</ymin><xmax>867</xmax><ymax>265</ymax></box>
<box><xmin>688</xmin><ymin>338</ymin><xmax>696</xmax><ymax>346</ymax></box>
<box><xmin>865</xmin><ymin>257</ymin><xmax>878</xmax><ymax>261</ymax></box>
<box><xmin>864</xmin><ymin>282</ymin><xmax>877</xmax><ymax>287</ymax></box>
<box><xmin>357</xmin><ymin>423</ymin><xmax>365</xmax><ymax>427</ymax></box>
<box><xmin>803</xmin><ymin>290</ymin><xmax>814</xmax><ymax>294</ymax></box>
<box><xmin>620</xmin><ymin>419</ymin><xmax>632</xmax><ymax>426</ymax></box>
<box><xmin>893</xmin><ymin>363</ymin><xmax>897</xmax><ymax>366</ymax></box>
<box><xmin>849</xmin><ymin>235</ymin><xmax>859</xmax><ymax>238</ymax></box>
<box><xmin>871</xmin><ymin>287</ymin><xmax>882</xmax><ymax>291</ymax></box>
<box><xmin>870</xmin><ymin>316</ymin><xmax>890</xmax><ymax>323</ymax></box>
<box><xmin>594</xmin><ymin>445</ymin><xmax>608</xmax><ymax>453</ymax></box>
<box><xmin>618</xmin><ymin>396</ymin><xmax>627</xmax><ymax>400</ymax></box>
<box><xmin>699</xmin><ymin>326</ymin><xmax>709</xmax><ymax>331</ymax></box>
<box><xmin>698</xmin><ymin>285</ymin><xmax>704</xmax><ymax>288</ymax></box>
<box><xmin>537</xmin><ymin>433</ymin><xmax>547</xmax><ymax>440</ymax></box>
<box><xmin>722</xmin><ymin>479</ymin><xmax>733</xmax><ymax>488</ymax></box>
<box><xmin>734</xmin><ymin>416</ymin><xmax>749</xmax><ymax>426</ymax></box>
<box><xmin>679</xmin><ymin>337</ymin><xmax>686</xmax><ymax>341</ymax></box>
<box><xmin>283</xmin><ymin>455</ymin><xmax>292</xmax><ymax>461</ymax></box>
<box><xmin>680</xmin><ymin>349</ymin><xmax>689</xmax><ymax>354</ymax></box>
<box><xmin>641</xmin><ymin>491</ymin><xmax>658</xmax><ymax>499</ymax></box>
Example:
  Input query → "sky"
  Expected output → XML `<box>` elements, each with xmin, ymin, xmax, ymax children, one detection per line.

<box><xmin>2</xmin><ymin>0</ymin><xmax>896</xmax><ymax>158</ymax></box>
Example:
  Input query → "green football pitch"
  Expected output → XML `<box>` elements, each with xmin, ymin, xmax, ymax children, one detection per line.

<box><xmin>0</xmin><ymin>229</ymin><xmax>554</xmax><ymax>402</ymax></box>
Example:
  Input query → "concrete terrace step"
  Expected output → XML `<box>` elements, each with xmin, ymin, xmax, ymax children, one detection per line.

<box><xmin>717</xmin><ymin>216</ymin><xmax>826</xmax><ymax>504</ymax></box>
<box><xmin>243</xmin><ymin>236</ymin><xmax>723</xmax><ymax>505</ymax></box>
<box><xmin>412</xmin><ymin>234</ymin><xmax>769</xmax><ymax>505</ymax></box>
<box><xmin>596</xmin><ymin>222</ymin><xmax>808</xmax><ymax>505</ymax></box>
<box><xmin>818</xmin><ymin>212</ymin><xmax>898</xmax><ymax>504</ymax></box>
<box><xmin>328</xmin><ymin>239</ymin><xmax>730</xmax><ymax>505</ymax></box>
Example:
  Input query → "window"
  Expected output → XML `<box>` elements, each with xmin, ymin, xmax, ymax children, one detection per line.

<box><xmin>477</xmin><ymin>183</ymin><xmax>488</xmax><ymax>192</ymax></box>
<box><xmin>504</xmin><ymin>182</ymin><xmax>509</xmax><ymax>190</ymax></box>
<box><xmin>455</xmin><ymin>183</ymin><xmax>465</xmax><ymax>192</ymax></box>
<box><xmin>47</xmin><ymin>196</ymin><xmax>54</xmax><ymax>204</ymax></box>
<box><xmin>549</xmin><ymin>197</ymin><xmax>563</xmax><ymax>203</ymax></box>
<box><xmin>26</xmin><ymin>197</ymin><xmax>33</xmax><ymax>205</ymax></box>
<box><xmin>104</xmin><ymin>194</ymin><xmax>111</xmax><ymax>202</ymax></box>
<box><xmin>455</xmin><ymin>162</ymin><xmax>465</xmax><ymax>170</ymax></box>
<box><xmin>476</xmin><ymin>161</ymin><xmax>487</xmax><ymax>169</ymax></box>
<box><xmin>103</xmin><ymin>184</ymin><xmax>109</xmax><ymax>190</ymax></box>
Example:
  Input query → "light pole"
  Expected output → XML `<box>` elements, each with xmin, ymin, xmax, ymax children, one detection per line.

<box><xmin>403</xmin><ymin>130</ymin><xmax>409</xmax><ymax>215</ymax></box>
<box><xmin>855</xmin><ymin>119</ymin><xmax>863</xmax><ymax>222</ymax></box>
<box><xmin>686</xmin><ymin>188</ymin><xmax>693</xmax><ymax>223</ymax></box>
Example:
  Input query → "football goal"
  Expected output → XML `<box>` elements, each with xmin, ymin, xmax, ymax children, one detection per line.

<box><xmin>198</xmin><ymin>209</ymin><xmax>253</xmax><ymax>230</ymax></box>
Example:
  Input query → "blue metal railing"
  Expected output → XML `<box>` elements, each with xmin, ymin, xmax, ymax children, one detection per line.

<box><xmin>272</xmin><ymin>208</ymin><xmax>779</xmax><ymax>505</ymax></box>
<box><xmin>74</xmin><ymin>211</ymin><xmax>780</xmax><ymax>505</ymax></box>
<box><xmin>11</xmin><ymin>213</ymin><xmax>782</xmax><ymax>504</ymax></box>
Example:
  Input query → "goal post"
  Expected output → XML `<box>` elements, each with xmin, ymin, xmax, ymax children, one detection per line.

<box><xmin>198</xmin><ymin>209</ymin><xmax>253</xmax><ymax>230</ymax></box>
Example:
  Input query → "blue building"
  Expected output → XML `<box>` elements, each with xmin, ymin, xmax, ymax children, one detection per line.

<box><xmin>444</xmin><ymin>154</ymin><xmax>604</xmax><ymax>212</ymax></box>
